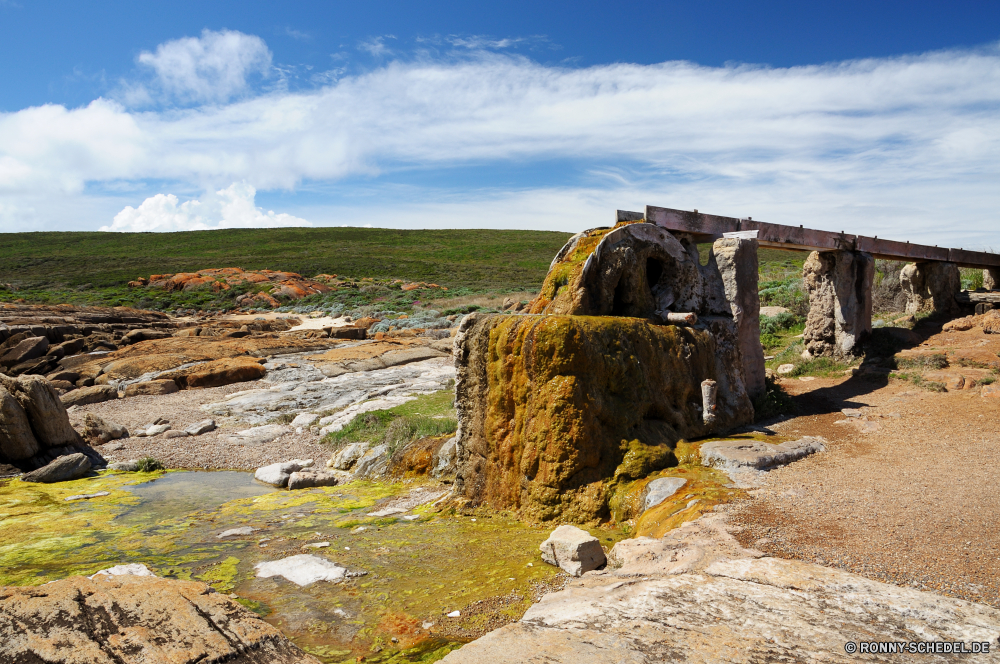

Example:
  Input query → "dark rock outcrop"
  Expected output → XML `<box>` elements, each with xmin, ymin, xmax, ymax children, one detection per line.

<box><xmin>22</xmin><ymin>452</ymin><xmax>91</xmax><ymax>482</ymax></box>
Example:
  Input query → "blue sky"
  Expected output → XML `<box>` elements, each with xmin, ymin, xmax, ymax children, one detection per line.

<box><xmin>1</xmin><ymin>1</ymin><xmax>999</xmax><ymax>248</ymax></box>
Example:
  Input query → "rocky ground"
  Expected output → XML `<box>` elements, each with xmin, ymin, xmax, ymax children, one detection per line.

<box><xmin>730</xmin><ymin>315</ymin><xmax>1000</xmax><ymax>609</ymax></box>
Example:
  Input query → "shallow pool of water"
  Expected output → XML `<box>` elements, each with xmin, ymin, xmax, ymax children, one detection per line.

<box><xmin>117</xmin><ymin>470</ymin><xmax>274</xmax><ymax>525</ymax></box>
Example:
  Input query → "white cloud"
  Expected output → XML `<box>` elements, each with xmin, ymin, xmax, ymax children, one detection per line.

<box><xmin>100</xmin><ymin>181</ymin><xmax>310</xmax><ymax>232</ymax></box>
<box><xmin>358</xmin><ymin>35</ymin><xmax>396</xmax><ymax>58</ymax></box>
<box><xmin>135</xmin><ymin>29</ymin><xmax>272</xmax><ymax>104</ymax></box>
<box><xmin>1</xmin><ymin>40</ymin><xmax>1000</xmax><ymax>246</ymax></box>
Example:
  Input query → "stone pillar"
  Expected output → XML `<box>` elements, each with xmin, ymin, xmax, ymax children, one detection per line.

<box><xmin>899</xmin><ymin>262</ymin><xmax>961</xmax><ymax>316</ymax></box>
<box><xmin>712</xmin><ymin>237</ymin><xmax>766</xmax><ymax>400</ymax></box>
<box><xmin>984</xmin><ymin>267</ymin><xmax>1000</xmax><ymax>292</ymax></box>
<box><xmin>801</xmin><ymin>250</ymin><xmax>874</xmax><ymax>359</ymax></box>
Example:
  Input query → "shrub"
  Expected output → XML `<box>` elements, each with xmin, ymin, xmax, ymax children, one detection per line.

<box><xmin>135</xmin><ymin>457</ymin><xmax>165</xmax><ymax>472</ymax></box>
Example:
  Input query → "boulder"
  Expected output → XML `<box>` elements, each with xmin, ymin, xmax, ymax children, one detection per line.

<box><xmin>162</xmin><ymin>357</ymin><xmax>266</xmax><ymax>389</ymax></box>
<box><xmin>184</xmin><ymin>419</ymin><xmax>217</xmax><ymax>436</ymax></box>
<box><xmin>0</xmin><ymin>574</ymin><xmax>321</xmax><ymax>664</ymax></box>
<box><xmin>287</xmin><ymin>470</ymin><xmax>340</xmax><ymax>490</ymax></box>
<box><xmin>901</xmin><ymin>261</ymin><xmax>961</xmax><ymax>316</ymax></box>
<box><xmin>49</xmin><ymin>379</ymin><xmax>75</xmax><ymax>391</ymax></box>
<box><xmin>801</xmin><ymin>250</ymin><xmax>874</xmax><ymax>359</ymax></box>
<box><xmin>0</xmin><ymin>336</ymin><xmax>49</xmax><ymax>368</ymax></box>
<box><xmin>254</xmin><ymin>459</ymin><xmax>314</xmax><ymax>487</ymax></box>
<box><xmin>351</xmin><ymin>443</ymin><xmax>390</xmax><ymax>478</ymax></box>
<box><xmin>1</xmin><ymin>374</ymin><xmax>80</xmax><ymax>448</ymax></box>
<box><xmin>121</xmin><ymin>328</ymin><xmax>172</xmax><ymax>345</ymax></box>
<box><xmin>124</xmin><ymin>379</ymin><xmax>180</xmax><ymax>397</ymax></box>
<box><xmin>330</xmin><ymin>326</ymin><xmax>366</xmax><ymax>340</ymax></box>
<box><xmin>326</xmin><ymin>442</ymin><xmax>370</xmax><ymax>470</ymax></box>
<box><xmin>455</xmin><ymin>314</ymin><xmax>752</xmax><ymax>523</ymax></box>
<box><xmin>61</xmin><ymin>384</ymin><xmax>118</xmax><ymax>408</ymax></box>
<box><xmin>539</xmin><ymin>525</ymin><xmax>606</xmax><ymax>577</ymax></box>
<box><xmin>431</xmin><ymin>435</ymin><xmax>458</xmax><ymax>477</ymax></box>
<box><xmin>22</xmin><ymin>452</ymin><xmax>91</xmax><ymax>483</ymax></box>
<box><xmin>0</xmin><ymin>385</ymin><xmax>41</xmax><ymax>460</ymax></box>
<box><xmin>290</xmin><ymin>413</ymin><xmax>319</xmax><ymax>427</ymax></box>
<box><xmin>82</xmin><ymin>413</ymin><xmax>129</xmax><ymax>444</ymax></box>
<box><xmin>47</xmin><ymin>369</ymin><xmax>80</xmax><ymax>383</ymax></box>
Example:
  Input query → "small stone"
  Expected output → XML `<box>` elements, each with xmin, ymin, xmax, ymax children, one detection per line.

<box><xmin>184</xmin><ymin>419</ymin><xmax>216</xmax><ymax>436</ymax></box>
<box><xmin>841</xmin><ymin>408</ymin><xmax>863</xmax><ymax>418</ymax></box>
<box><xmin>89</xmin><ymin>563</ymin><xmax>156</xmax><ymax>579</ymax></box>
<box><xmin>217</xmin><ymin>526</ymin><xmax>256</xmax><ymax>538</ymax></box>
<box><xmin>65</xmin><ymin>491</ymin><xmax>110</xmax><ymax>501</ymax></box>
<box><xmin>164</xmin><ymin>430</ymin><xmax>189</xmax><ymax>439</ymax></box>
<box><xmin>254</xmin><ymin>554</ymin><xmax>347</xmax><ymax>586</ymax></box>
<box><xmin>641</xmin><ymin>477</ymin><xmax>687</xmax><ymax>512</ymax></box>
<box><xmin>776</xmin><ymin>364</ymin><xmax>795</xmax><ymax>375</ymax></box>
<box><xmin>982</xmin><ymin>384</ymin><xmax>1000</xmax><ymax>398</ymax></box>
<box><xmin>143</xmin><ymin>424</ymin><xmax>171</xmax><ymax>437</ymax></box>
<box><xmin>108</xmin><ymin>461</ymin><xmax>139</xmax><ymax>471</ymax></box>
<box><xmin>304</xmin><ymin>542</ymin><xmax>330</xmax><ymax>549</ymax></box>
<box><xmin>447</xmin><ymin>610</ymin><xmax>461</xmax><ymax>618</ymax></box>
<box><xmin>539</xmin><ymin>525</ymin><xmax>607</xmax><ymax>577</ymax></box>
<box><xmin>290</xmin><ymin>413</ymin><xmax>319</xmax><ymax>427</ymax></box>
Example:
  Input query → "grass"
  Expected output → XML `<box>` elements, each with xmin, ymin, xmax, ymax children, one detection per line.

<box><xmin>0</xmin><ymin>227</ymin><xmax>570</xmax><ymax>310</ymax></box>
<box><xmin>323</xmin><ymin>390</ymin><xmax>458</xmax><ymax>454</ymax></box>
<box><xmin>892</xmin><ymin>372</ymin><xmax>947</xmax><ymax>392</ymax></box>
<box><xmin>896</xmin><ymin>353</ymin><xmax>948</xmax><ymax>371</ymax></box>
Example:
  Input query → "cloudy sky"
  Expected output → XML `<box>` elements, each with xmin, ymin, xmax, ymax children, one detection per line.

<box><xmin>1</xmin><ymin>0</ymin><xmax>998</xmax><ymax>248</ymax></box>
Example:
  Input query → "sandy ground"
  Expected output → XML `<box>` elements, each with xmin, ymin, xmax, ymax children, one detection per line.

<box><xmin>729</xmin><ymin>325</ymin><xmax>1000</xmax><ymax>608</ymax></box>
<box><xmin>68</xmin><ymin>381</ymin><xmax>331</xmax><ymax>471</ymax></box>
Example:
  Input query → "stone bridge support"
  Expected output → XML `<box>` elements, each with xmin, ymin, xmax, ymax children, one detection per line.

<box><xmin>712</xmin><ymin>237</ymin><xmax>766</xmax><ymax>401</ymax></box>
<box><xmin>900</xmin><ymin>262</ymin><xmax>961</xmax><ymax>316</ymax></box>
<box><xmin>801</xmin><ymin>250</ymin><xmax>874</xmax><ymax>359</ymax></box>
<box><xmin>983</xmin><ymin>267</ymin><xmax>1000</xmax><ymax>292</ymax></box>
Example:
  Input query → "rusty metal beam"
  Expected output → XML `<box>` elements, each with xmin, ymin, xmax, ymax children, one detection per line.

<box><xmin>622</xmin><ymin>206</ymin><xmax>1000</xmax><ymax>269</ymax></box>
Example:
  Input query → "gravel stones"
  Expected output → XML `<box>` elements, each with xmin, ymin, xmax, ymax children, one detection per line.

<box><xmin>254</xmin><ymin>554</ymin><xmax>348</xmax><ymax>586</ymax></box>
<box><xmin>22</xmin><ymin>452</ymin><xmax>91</xmax><ymax>483</ymax></box>
<box><xmin>641</xmin><ymin>477</ymin><xmax>687</xmax><ymax>512</ymax></box>
<box><xmin>539</xmin><ymin>525</ymin><xmax>606</xmax><ymax>577</ymax></box>
<box><xmin>254</xmin><ymin>458</ymin><xmax>314</xmax><ymax>487</ymax></box>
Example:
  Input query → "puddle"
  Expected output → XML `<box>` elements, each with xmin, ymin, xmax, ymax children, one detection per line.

<box><xmin>0</xmin><ymin>471</ymin><xmax>623</xmax><ymax>662</ymax></box>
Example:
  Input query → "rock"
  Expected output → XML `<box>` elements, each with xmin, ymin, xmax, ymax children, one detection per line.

<box><xmin>218</xmin><ymin>526</ymin><xmax>256</xmax><ymax>538</ymax></box>
<box><xmin>0</xmin><ymin>335</ymin><xmax>49</xmax><ymax>368</ymax></box>
<box><xmin>162</xmin><ymin>357</ymin><xmax>266</xmax><ymax>389</ymax></box>
<box><xmin>447</xmin><ymin>610</ymin><xmax>461</xmax><ymax>618</ymax></box>
<box><xmin>431</xmin><ymin>435</ymin><xmax>458</xmax><ymax>477</ymax></box>
<box><xmin>227</xmin><ymin>424</ymin><xmax>290</xmax><ymax>446</ymax></box>
<box><xmin>90</xmin><ymin>563</ymin><xmax>156</xmax><ymax>578</ymax></box>
<box><xmin>641</xmin><ymin>477</ymin><xmax>687</xmax><ymax>512</ymax></box>
<box><xmin>840</xmin><ymin>408</ymin><xmax>862</xmax><ymax>418</ymax></box>
<box><xmin>121</xmin><ymin>328</ymin><xmax>172</xmax><ymax>345</ymax></box>
<box><xmin>287</xmin><ymin>470</ymin><xmax>340</xmax><ymax>490</ymax></box>
<box><xmin>290</xmin><ymin>413</ymin><xmax>319</xmax><ymax>427</ymax></box>
<box><xmin>254</xmin><ymin>554</ymin><xmax>347</xmax><ymax>586</ymax></box>
<box><xmin>61</xmin><ymin>384</ymin><xmax>118</xmax><ymax>407</ymax></box>
<box><xmin>801</xmin><ymin>250</ymin><xmax>873</xmax><ymax>359</ymax></box>
<box><xmin>948</xmin><ymin>374</ymin><xmax>967</xmax><ymax>390</ymax></box>
<box><xmin>22</xmin><ymin>452</ymin><xmax>91</xmax><ymax>482</ymax></box>
<box><xmin>882</xmin><ymin>326</ymin><xmax>922</xmax><ymax>346</ymax></box>
<box><xmin>901</xmin><ymin>261</ymin><xmax>961</xmax><ymax>316</ymax></box>
<box><xmin>982</xmin><ymin>384</ymin><xmax>1000</xmax><ymax>398</ymax></box>
<box><xmin>0</xmin><ymin>574</ymin><xmax>321</xmax><ymax>664</ymax></box>
<box><xmin>330</xmin><ymin>326</ymin><xmax>367</xmax><ymax>340</ymax></box>
<box><xmin>185</xmin><ymin>419</ymin><xmax>217</xmax><ymax>435</ymax></box>
<box><xmin>49</xmin><ymin>379</ymin><xmax>74</xmax><ymax>391</ymax></box>
<box><xmin>47</xmin><ymin>369</ymin><xmax>80</xmax><ymax>383</ymax></box>
<box><xmin>351</xmin><ymin>443</ymin><xmax>390</xmax><ymax>478</ymax></box>
<box><xmin>700</xmin><ymin>437</ymin><xmax>826</xmax><ymax>473</ymax></box>
<box><xmin>0</xmin><ymin>385</ymin><xmax>41</xmax><ymax>460</ymax></box>
<box><xmin>109</xmin><ymin>460</ymin><xmax>139</xmax><ymax>471</ymax></box>
<box><xmin>942</xmin><ymin>317</ymin><xmax>975</xmax><ymax>332</ymax></box>
<box><xmin>141</xmin><ymin>424</ymin><xmax>172</xmax><ymax>437</ymax></box>
<box><xmin>65</xmin><ymin>491</ymin><xmax>110</xmax><ymax>501</ymax></box>
<box><xmin>304</xmin><ymin>541</ymin><xmax>330</xmax><ymax>549</ymax></box>
<box><xmin>455</xmin><ymin>314</ymin><xmax>752</xmax><ymax>522</ymax></box>
<box><xmin>327</xmin><ymin>442</ymin><xmax>370</xmax><ymax>470</ymax></box>
<box><xmin>164</xmin><ymin>430</ymin><xmax>189</xmax><ymax>438</ymax></box>
<box><xmin>318</xmin><ymin>396</ymin><xmax>417</xmax><ymax>435</ymax></box>
<box><xmin>776</xmin><ymin>363</ymin><xmax>795</xmax><ymax>375</ymax></box>
<box><xmin>82</xmin><ymin>413</ymin><xmax>128</xmax><ymax>444</ymax></box>
<box><xmin>759</xmin><ymin>306</ymin><xmax>789</xmax><ymax>316</ymax></box>
<box><xmin>539</xmin><ymin>525</ymin><xmax>606</xmax><ymax>577</ymax></box>
<box><xmin>124</xmin><ymin>378</ymin><xmax>180</xmax><ymax>397</ymax></box>
<box><xmin>254</xmin><ymin>459</ymin><xmax>314</xmax><ymax>487</ymax></box>
<box><xmin>713</xmin><ymin>236</ymin><xmax>766</xmax><ymax>400</ymax></box>
<box><xmin>1</xmin><ymin>374</ymin><xmax>81</xmax><ymax>448</ymax></box>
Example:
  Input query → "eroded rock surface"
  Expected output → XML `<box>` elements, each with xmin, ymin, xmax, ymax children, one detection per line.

<box><xmin>901</xmin><ymin>261</ymin><xmax>962</xmax><ymax>316</ymax></box>
<box><xmin>802</xmin><ymin>249</ymin><xmax>874</xmax><ymax>359</ymax></box>
<box><xmin>0</xmin><ymin>574</ymin><xmax>320</xmax><ymax>664</ymax></box>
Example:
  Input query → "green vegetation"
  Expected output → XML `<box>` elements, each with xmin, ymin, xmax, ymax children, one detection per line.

<box><xmin>751</xmin><ymin>376</ymin><xmax>797</xmax><ymax>421</ymax></box>
<box><xmin>135</xmin><ymin>457</ymin><xmax>165</xmax><ymax>472</ymax></box>
<box><xmin>756</xmin><ymin>249</ymin><xmax>809</xmax><ymax>316</ymax></box>
<box><xmin>896</xmin><ymin>354</ymin><xmax>948</xmax><ymax>371</ymax></box>
<box><xmin>759</xmin><ymin>312</ymin><xmax>805</xmax><ymax>350</ymax></box>
<box><xmin>324</xmin><ymin>390</ymin><xmax>458</xmax><ymax>454</ymax></box>
<box><xmin>0</xmin><ymin>227</ymin><xmax>570</xmax><ymax>310</ymax></box>
<box><xmin>892</xmin><ymin>372</ymin><xmax>947</xmax><ymax>392</ymax></box>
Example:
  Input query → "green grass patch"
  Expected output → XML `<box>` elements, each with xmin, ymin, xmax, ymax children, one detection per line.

<box><xmin>789</xmin><ymin>356</ymin><xmax>854</xmax><ymax>377</ymax></box>
<box><xmin>323</xmin><ymin>390</ymin><xmax>458</xmax><ymax>454</ymax></box>
<box><xmin>895</xmin><ymin>353</ymin><xmax>948</xmax><ymax>370</ymax></box>
<box><xmin>892</xmin><ymin>372</ymin><xmax>946</xmax><ymax>392</ymax></box>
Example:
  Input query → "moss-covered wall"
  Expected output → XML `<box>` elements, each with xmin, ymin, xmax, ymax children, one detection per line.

<box><xmin>455</xmin><ymin>314</ymin><xmax>753</xmax><ymax>524</ymax></box>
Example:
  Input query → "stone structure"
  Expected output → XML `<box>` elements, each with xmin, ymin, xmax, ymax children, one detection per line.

<box><xmin>801</xmin><ymin>250</ymin><xmax>874</xmax><ymax>359</ymax></box>
<box><xmin>712</xmin><ymin>237</ymin><xmax>766</xmax><ymax>399</ymax></box>
<box><xmin>984</xmin><ymin>267</ymin><xmax>1000</xmax><ymax>292</ymax></box>
<box><xmin>901</xmin><ymin>261</ymin><xmax>962</xmax><ymax>316</ymax></box>
<box><xmin>455</xmin><ymin>222</ymin><xmax>756</xmax><ymax>523</ymax></box>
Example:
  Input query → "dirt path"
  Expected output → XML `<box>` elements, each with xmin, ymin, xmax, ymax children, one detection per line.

<box><xmin>729</xmin><ymin>323</ymin><xmax>1000</xmax><ymax>607</ymax></box>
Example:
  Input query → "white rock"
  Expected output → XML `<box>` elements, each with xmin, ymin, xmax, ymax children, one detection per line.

<box><xmin>184</xmin><ymin>419</ymin><xmax>216</xmax><ymax>435</ymax></box>
<box><xmin>327</xmin><ymin>442</ymin><xmax>370</xmax><ymax>470</ymax></box>
<box><xmin>217</xmin><ymin>526</ymin><xmax>256</xmax><ymax>538</ymax></box>
<box><xmin>304</xmin><ymin>542</ymin><xmax>330</xmax><ymax>549</ymax></box>
<box><xmin>144</xmin><ymin>424</ymin><xmax>171</xmax><ymax>437</ymax></box>
<box><xmin>369</xmin><ymin>507</ymin><xmax>407</xmax><ymax>517</ymax></box>
<box><xmin>291</xmin><ymin>413</ymin><xmax>319</xmax><ymax>427</ymax></box>
<box><xmin>90</xmin><ymin>563</ymin><xmax>156</xmax><ymax>579</ymax></box>
<box><xmin>641</xmin><ymin>478</ymin><xmax>687</xmax><ymax>512</ymax></box>
<box><xmin>776</xmin><ymin>364</ymin><xmax>796</xmax><ymax>375</ymax></box>
<box><xmin>254</xmin><ymin>459</ymin><xmax>314</xmax><ymax>487</ymax></box>
<box><xmin>229</xmin><ymin>424</ymin><xmax>291</xmax><ymax>445</ymax></box>
<box><xmin>254</xmin><ymin>554</ymin><xmax>347</xmax><ymax>586</ymax></box>
<box><xmin>700</xmin><ymin>437</ymin><xmax>826</xmax><ymax>472</ymax></box>
<box><xmin>432</xmin><ymin>436</ymin><xmax>458</xmax><ymax>477</ymax></box>
<box><xmin>65</xmin><ymin>491</ymin><xmax>110</xmax><ymax>502</ymax></box>
<box><xmin>317</xmin><ymin>396</ymin><xmax>417</xmax><ymax>436</ymax></box>
<box><xmin>447</xmin><ymin>610</ymin><xmax>461</xmax><ymax>618</ymax></box>
<box><xmin>539</xmin><ymin>525</ymin><xmax>607</xmax><ymax>577</ymax></box>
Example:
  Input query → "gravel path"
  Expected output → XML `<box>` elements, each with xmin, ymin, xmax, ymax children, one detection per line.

<box><xmin>68</xmin><ymin>381</ymin><xmax>332</xmax><ymax>470</ymax></box>
<box><xmin>728</xmin><ymin>375</ymin><xmax>1000</xmax><ymax>608</ymax></box>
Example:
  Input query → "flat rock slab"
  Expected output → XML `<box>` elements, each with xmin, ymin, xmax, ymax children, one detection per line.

<box><xmin>641</xmin><ymin>477</ymin><xmax>687</xmax><ymax>512</ymax></box>
<box><xmin>226</xmin><ymin>424</ymin><xmax>291</xmax><ymax>446</ymax></box>
<box><xmin>65</xmin><ymin>491</ymin><xmax>110</xmax><ymax>501</ymax></box>
<box><xmin>218</xmin><ymin>526</ymin><xmax>256</xmax><ymax>538</ymax></box>
<box><xmin>255</xmin><ymin>554</ymin><xmax>347</xmax><ymax>586</ymax></box>
<box><xmin>0</xmin><ymin>574</ymin><xmax>320</xmax><ymax>664</ymax></box>
<box><xmin>700</xmin><ymin>437</ymin><xmax>826</xmax><ymax>472</ymax></box>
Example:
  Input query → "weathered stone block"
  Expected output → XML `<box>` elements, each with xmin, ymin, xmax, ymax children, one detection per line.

<box><xmin>0</xmin><ymin>385</ymin><xmax>41</xmax><ymax>461</ymax></box>
<box><xmin>539</xmin><ymin>525</ymin><xmax>607</xmax><ymax>577</ymax></box>
<box><xmin>0</xmin><ymin>374</ymin><xmax>80</xmax><ymax>448</ymax></box>
<box><xmin>901</xmin><ymin>261</ymin><xmax>961</xmax><ymax>316</ymax></box>
<box><xmin>713</xmin><ymin>237</ymin><xmax>766</xmax><ymax>400</ymax></box>
<box><xmin>22</xmin><ymin>452</ymin><xmax>91</xmax><ymax>483</ymax></box>
<box><xmin>802</xmin><ymin>250</ymin><xmax>874</xmax><ymax>358</ymax></box>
